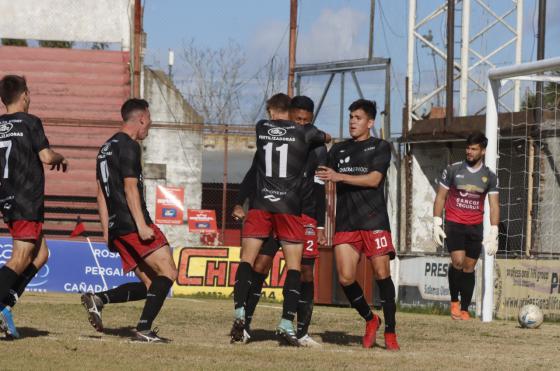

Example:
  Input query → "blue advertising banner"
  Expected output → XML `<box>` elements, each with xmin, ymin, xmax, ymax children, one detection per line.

<box><xmin>0</xmin><ymin>237</ymin><xmax>139</xmax><ymax>294</ymax></box>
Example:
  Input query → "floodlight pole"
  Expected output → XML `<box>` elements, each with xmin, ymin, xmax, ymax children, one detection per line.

<box><xmin>288</xmin><ymin>0</ymin><xmax>298</xmax><ymax>97</ymax></box>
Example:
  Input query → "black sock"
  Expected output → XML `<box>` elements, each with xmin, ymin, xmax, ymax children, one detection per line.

<box><xmin>3</xmin><ymin>263</ymin><xmax>38</xmax><ymax>308</ymax></box>
<box><xmin>376</xmin><ymin>277</ymin><xmax>397</xmax><ymax>333</ymax></box>
<box><xmin>233</xmin><ymin>262</ymin><xmax>253</xmax><ymax>310</ymax></box>
<box><xmin>460</xmin><ymin>271</ymin><xmax>475</xmax><ymax>311</ymax></box>
<box><xmin>245</xmin><ymin>271</ymin><xmax>267</xmax><ymax>328</ymax></box>
<box><xmin>341</xmin><ymin>281</ymin><xmax>373</xmax><ymax>322</ymax></box>
<box><xmin>97</xmin><ymin>282</ymin><xmax>147</xmax><ymax>305</ymax></box>
<box><xmin>296</xmin><ymin>281</ymin><xmax>314</xmax><ymax>338</ymax></box>
<box><xmin>448</xmin><ymin>266</ymin><xmax>462</xmax><ymax>302</ymax></box>
<box><xmin>282</xmin><ymin>269</ymin><xmax>301</xmax><ymax>321</ymax></box>
<box><xmin>0</xmin><ymin>266</ymin><xmax>19</xmax><ymax>305</ymax></box>
<box><xmin>136</xmin><ymin>276</ymin><xmax>173</xmax><ymax>331</ymax></box>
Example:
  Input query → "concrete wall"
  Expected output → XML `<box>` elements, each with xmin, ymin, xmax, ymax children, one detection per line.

<box><xmin>143</xmin><ymin>67</ymin><xmax>203</xmax><ymax>248</ymax></box>
<box><xmin>0</xmin><ymin>0</ymin><xmax>133</xmax><ymax>49</ymax></box>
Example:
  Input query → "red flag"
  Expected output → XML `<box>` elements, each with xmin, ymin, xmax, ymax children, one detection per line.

<box><xmin>70</xmin><ymin>216</ymin><xmax>87</xmax><ymax>237</ymax></box>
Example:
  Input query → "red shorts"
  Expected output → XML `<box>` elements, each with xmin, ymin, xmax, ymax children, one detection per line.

<box><xmin>242</xmin><ymin>209</ymin><xmax>304</xmax><ymax>243</ymax></box>
<box><xmin>333</xmin><ymin>230</ymin><xmax>395</xmax><ymax>259</ymax></box>
<box><xmin>302</xmin><ymin>214</ymin><xmax>319</xmax><ymax>259</ymax></box>
<box><xmin>111</xmin><ymin>224</ymin><xmax>169</xmax><ymax>273</ymax></box>
<box><xmin>7</xmin><ymin>220</ymin><xmax>43</xmax><ymax>240</ymax></box>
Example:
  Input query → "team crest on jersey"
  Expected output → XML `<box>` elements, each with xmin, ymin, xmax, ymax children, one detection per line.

<box><xmin>482</xmin><ymin>176</ymin><xmax>488</xmax><ymax>183</ymax></box>
<box><xmin>339</xmin><ymin>156</ymin><xmax>350</xmax><ymax>164</ymax></box>
<box><xmin>267</xmin><ymin>128</ymin><xmax>287</xmax><ymax>137</ymax></box>
<box><xmin>304</xmin><ymin>225</ymin><xmax>315</xmax><ymax>236</ymax></box>
<box><xmin>0</xmin><ymin>122</ymin><xmax>14</xmax><ymax>134</ymax></box>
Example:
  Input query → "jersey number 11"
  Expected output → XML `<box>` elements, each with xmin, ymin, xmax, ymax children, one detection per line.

<box><xmin>263</xmin><ymin>142</ymin><xmax>288</xmax><ymax>178</ymax></box>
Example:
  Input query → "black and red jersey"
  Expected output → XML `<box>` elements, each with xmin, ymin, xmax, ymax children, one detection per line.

<box><xmin>0</xmin><ymin>112</ymin><xmax>49</xmax><ymax>222</ymax></box>
<box><xmin>96</xmin><ymin>132</ymin><xmax>152</xmax><ymax>239</ymax></box>
<box><xmin>328</xmin><ymin>137</ymin><xmax>391</xmax><ymax>232</ymax></box>
<box><xmin>439</xmin><ymin>161</ymin><xmax>498</xmax><ymax>225</ymax></box>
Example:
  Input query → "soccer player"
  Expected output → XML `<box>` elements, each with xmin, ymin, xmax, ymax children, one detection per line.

<box><xmin>432</xmin><ymin>132</ymin><xmax>499</xmax><ymax>320</ymax></box>
<box><xmin>230</xmin><ymin>93</ymin><xmax>329</xmax><ymax>346</ymax></box>
<box><xmin>82</xmin><ymin>98</ymin><xmax>178</xmax><ymax>343</ymax></box>
<box><xmin>316</xmin><ymin>98</ymin><xmax>399</xmax><ymax>351</ymax></box>
<box><xmin>0</xmin><ymin>75</ymin><xmax>68</xmax><ymax>339</ymax></box>
<box><xmin>232</xmin><ymin>96</ymin><xmax>327</xmax><ymax>347</ymax></box>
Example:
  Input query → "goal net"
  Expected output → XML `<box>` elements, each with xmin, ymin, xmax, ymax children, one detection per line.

<box><xmin>483</xmin><ymin>57</ymin><xmax>560</xmax><ymax>322</ymax></box>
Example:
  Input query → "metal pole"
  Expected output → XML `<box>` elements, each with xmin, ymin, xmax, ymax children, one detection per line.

<box><xmin>339</xmin><ymin>72</ymin><xmax>345</xmax><ymax>139</ymax></box>
<box><xmin>384</xmin><ymin>61</ymin><xmax>391</xmax><ymax>139</ymax></box>
<box><xmin>459</xmin><ymin>0</ymin><xmax>470</xmax><ymax>116</ymax></box>
<box><xmin>536</xmin><ymin>0</ymin><xmax>546</xmax><ymax>119</ymax></box>
<box><xmin>368</xmin><ymin>0</ymin><xmax>376</xmax><ymax>60</ymax></box>
<box><xmin>446</xmin><ymin>0</ymin><xmax>455</xmax><ymax>128</ymax></box>
<box><xmin>287</xmin><ymin>0</ymin><xmax>298</xmax><ymax>97</ymax></box>
<box><xmin>132</xmin><ymin>0</ymin><xmax>142</xmax><ymax>98</ymax></box>
<box><xmin>221</xmin><ymin>125</ymin><xmax>229</xmax><ymax>244</ymax></box>
<box><xmin>407</xmin><ymin>0</ymin><xmax>416</xmax><ymax>130</ymax></box>
<box><xmin>513</xmin><ymin>0</ymin><xmax>523</xmax><ymax>111</ymax></box>
<box><xmin>482</xmin><ymin>78</ymin><xmax>500</xmax><ymax>322</ymax></box>
<box><xmin>312</xmin><ymin>73</ymin><xmax>335</xmax><ymax>125</ymax></box>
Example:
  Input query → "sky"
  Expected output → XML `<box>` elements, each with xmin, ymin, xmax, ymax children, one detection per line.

<box><xmin>143</xmin><ymin>0</ymin><xmax>560</xmax><ymax>137</ymax></box>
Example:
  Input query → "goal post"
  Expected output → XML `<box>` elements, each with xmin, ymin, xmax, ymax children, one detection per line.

<box><xmin>483</xmin><ymin>56</ymin><xmax>560</xmax><ymax>322</ymax></box>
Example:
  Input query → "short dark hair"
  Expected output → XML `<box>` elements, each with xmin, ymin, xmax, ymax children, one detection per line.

<box><xmin>466</xmin><ymin>131</ymin><xmax>488</xmax><ymax>148</ymax></box>
<box><xmin>348</xmin><ymin>99</ymin><xmax>377</xmax><ymax>120</ymax></box>
<box><xmin>0</xmin><ymin>75</ymin><xmax>28</xmax><ymax>106</ymax></box>
<box><xmin>290</xmin><ymin>95</ymin><xmax>314</xmax><ymax>113</ymax></box>
<box><xmin>121</xmin><ymin>98</ymin><xmax>149</xmax><ymax>121</ymax></box>
<box><xmin>266</xmin><ymin>93</ymin><xmax>291</xmax><ymax>113</ymax></box>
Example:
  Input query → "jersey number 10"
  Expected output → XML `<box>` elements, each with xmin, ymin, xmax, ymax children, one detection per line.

<box><xmin>263</xmin><ymin>142</ymin><xmax>288</xmax><ymax>178</ymax></box>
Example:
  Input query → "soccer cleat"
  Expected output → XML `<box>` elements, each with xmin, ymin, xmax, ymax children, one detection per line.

<box><xmin>450</xmin><ymin>301</ymin><xmax>461</xmax><ymax>320</ymax></box>
<box><xmin>276</xmin><ymin>319</ymin><xmax>299</xmax><ymax>347</ymax></box>
<box><xmin>297</xmin><ymin>334</ymin><xmax>322</xmax><ymax>347</ymax></box>
<box><xmin>242</xmin><ymin>329</ymin><xmax>251</xmax><ymax>344</ymax></box>
<box><xmin>133</xmin><ymin>328</ymin><xmax>169</xmax><ymax>343</ymax></box>
<box><xmin>0</xmin><ymin>305</ymin><xmax>19</xmax><ymax>339</ymax></box>
<box><xmin>384</xmin><ymin>333</ymin><xmax>400</xmax><ymax>351</ymax></box>
<box><xmin>460</xmin><ymin>310</ymin><xmax>471</xmax><ymax>320</ymax></box>
<box><xmin>230</xmin><ymin>307</ymin><xmax>246</xmax><ymax>343</ymax></box>
<box><xmin>81</xmin><ymin>293</ymin><xmax>104</xmax><ymax>332</ymax></box>
<box><xmin>362</xmin><ymin>314</ymin><xmax>381</xmax><ymax>348</ymax></box>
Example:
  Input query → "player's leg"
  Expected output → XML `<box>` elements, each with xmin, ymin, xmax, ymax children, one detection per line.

<box><xmin>244</xmin><ymin>238</ymin><xmax>277</xmax><ymax>334</ymax></box>
<box><xmin>276</xmin><ymin>240</ymin><xmax>302</xmax><ymax>346</ymax></box>
<box><xmin>134</xmin><ymin>242</ymin><xmax>177</xmax><ymax>341</ymax></box>
<box><xmin>446</xmin><ymin>221</ymin><xmax>467</xmax><ymax>320</ymax></box>
<box><xmin>296</xmin><ymin>258</ymin><xmax>320</xmax><ymax>347</ymax></box>
<box><xmin>370</xmin><ymin>255</ymin><xmax>399</xmax><ymax>351</ymax></box>
<box><xmin>459</xmin><ymin>224</ymin><xmax>483</xmax><ymax>320</ymax></box>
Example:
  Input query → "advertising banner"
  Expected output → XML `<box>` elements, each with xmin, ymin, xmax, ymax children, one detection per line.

<box><xmin>494</xmin><ymin>259</ymin><xmax>560</xmax><ymax>320</ymax></box>
<box><xmin>155</xmin><ymin>185</ymin><xmax>185</xmax><ymax>225</ymax></box>
<box><xmin>0</xmin><ymin>237</ymin><xmax>139</xmax><ymax>294</ymax></box>
<box><xmin>173</xmin><ymin>246</ymin><xmax>285</xmax><ymax>301</ymax></box>
<box><xmin>187</xmin><ymin>209</ymin><xmax>218</xmax><ymax>233</ymax></box>
<box><xmin>398</xmin><ymin>256</ymin><xmax>477</xmax><ymax>305</ymax></box>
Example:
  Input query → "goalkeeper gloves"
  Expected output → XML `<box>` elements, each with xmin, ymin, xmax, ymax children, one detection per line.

<box><xmin>433</xmin><ymin>216</ymin><xmax>446</xmax><ymax>247</ymax></box>
<box><xmin>484</xmin><ymin>225</ymin><xmax>499</xmax><ymax>256</ymax></box>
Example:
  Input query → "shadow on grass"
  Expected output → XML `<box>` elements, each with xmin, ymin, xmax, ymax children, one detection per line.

<box><xmin>245</xmin><ymin>329</ymin><xmax>277</xmax><ymax>342</ymax></box>
<box><xmin>103</xmin><ymin>326</ymin><xmax>136</xmax><ymax>338</ymax></box>
<box><xmin>0</xmin><ymin>327</ymin><xmax>50</xmax><ymax>340</ymax></box>
<box><xmin>318</xmin><ymin>331</ymin><xmax>362</xmax><ymax>346</ymax></box>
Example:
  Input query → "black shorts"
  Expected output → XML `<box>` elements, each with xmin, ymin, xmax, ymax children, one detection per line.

<box><xmin>259</xmin><ymin>236</ymin><xmax>316</xmax><ymax>266</ymax></box>
<box><xmin>445</xmin><ymin>221</ymin><xmax>483</xmax><ymax>259</ymax></box>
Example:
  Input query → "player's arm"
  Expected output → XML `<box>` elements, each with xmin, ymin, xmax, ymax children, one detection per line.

<box><xmin>316</xmin><ymin>167</ymin><xmax>384</xmax><ymax>188</ymax></box>
<box><xmin>124</xmin><ymin>177</ymin><xmax>154</xmax><ymax>241</ymax></box>
<box><xmin>232</xmin><ymin>153</ymin><xmax>257</xmax><ymax>220</ymax></box>
<box><xmin>484</xmin><ymin>177</ymin><xmax>500</xmax><ymax>255</ymax></box>
<box><xmin>38</xmin><ymin>148</ymin><xmax>68</xmax><ymax>171</ymax></box>
<box><xmin>433</xmin><ymin>185</ymin><xmax>448</xmax><ymax>218</ymax></box>
<box><xmin>433</xmin><ymin>166</ymin><xmax>452</xmax><ymax>246</ymax></box>
<box><xmin>96</xmin><ymin>180</ymin><xmax>109</xmax><ymax>243</ymax></box>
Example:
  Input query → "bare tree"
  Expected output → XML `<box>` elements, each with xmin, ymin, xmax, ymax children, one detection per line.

<box><xmin>180</xmin><ymin>39</ymin><xmax>246</xmax><ymax>124</ymax></box>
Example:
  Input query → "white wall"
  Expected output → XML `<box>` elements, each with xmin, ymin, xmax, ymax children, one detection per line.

<box><xmin>0</xmin><ymin>0</ymin><xmax>134</xmax><ymax>49</ymax></box>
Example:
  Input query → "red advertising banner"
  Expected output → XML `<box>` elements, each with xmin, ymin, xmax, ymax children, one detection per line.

<box><xmin>187</xmin><ymin>209</ymin><xmax>218</xmax><ymax>233</ymax></box>
<box><xmin>155</xmin><ymin>185</ymin><xmax>185</xmax><ymax>225</ymax></box>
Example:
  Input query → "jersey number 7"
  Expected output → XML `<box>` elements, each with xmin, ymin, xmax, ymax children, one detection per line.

<box><xmin>0</xmin><ymin>140</ymin><xmax>13</xmax><ymax>178</ymax></box>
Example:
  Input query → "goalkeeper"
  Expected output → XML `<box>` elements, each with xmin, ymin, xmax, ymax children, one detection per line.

<box><xmin>432</xmin><ymin>132</ymin><xmax>500</xmax><ymax>320</ymax></box>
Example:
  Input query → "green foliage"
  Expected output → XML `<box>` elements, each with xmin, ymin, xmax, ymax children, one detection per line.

<box><xmin>1</xmin><ymin>38</ymin><xmax>28</xmax><ymax>46</ymax></box>
<box><xmin>38</xmin><ymin>40</ymin><xmax>74</xmax><ymax>48</ymax></box>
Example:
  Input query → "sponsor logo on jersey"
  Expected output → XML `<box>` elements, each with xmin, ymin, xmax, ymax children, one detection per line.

<box><xmin>364</xmin><ymin>146</ymin><xmax>376</xmax><ymax>152</ymax></box>
<box><xmin>339</xmin><ymin>156</ymin><xmax>350</xmax><ymax>164</ymax></box>
<box><xmin>305</xmin><ymin>225</ymin><xmax>315</xmax><ymax>236</ymax></box>
<box><xmin>0</xmin><ymin>122</ymin><xmax>14</xmax><ymax>134</ymax></box>
<box><xmin>267</xmin><ymin>127</ymin><xmax>287</xmax><ymax>137</ymax></box>
<box><xmin>455</xmin><ymin>174</ymin><xmax>464</xmax><ymax>178</ymax></box>
<box><xmin>264</xmin><ymin>194</ymin><xmax>281</xmax><ymax>202</ymax></box>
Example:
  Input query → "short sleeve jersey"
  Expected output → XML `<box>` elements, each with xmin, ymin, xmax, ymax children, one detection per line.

<box><xmin>0</xmin><ymin>112</ymin><xmax>49</xmax><ymax>222</ymax></box>
<box><xmin>439</xmin><ymin>161</ymin><xmax>498</xmax><ymax>225</ymax></box>
<box><xmin>301</xmin><ymin>143</ymin><xmax>327</xmax><ymax>225</ymax></box>
<box><xmin>252</xmin><ymin>119</ymin><xmax>326</xmax><ymax>215</ymax></box>
<box><xmin>96</xmin><ymin>132</ymin><xmax>152</xmax><ymax>239</ymax></box>
<box><xmin>328</xmin><ymin>137</ymin><xmax>391</xmax><ymax>232</ymax></box>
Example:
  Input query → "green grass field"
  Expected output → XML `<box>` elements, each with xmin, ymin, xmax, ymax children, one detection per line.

<box><xmin>1</xmin><ymin>293</ymin><xmax>559</xmax><ymax>370</ymax></box>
